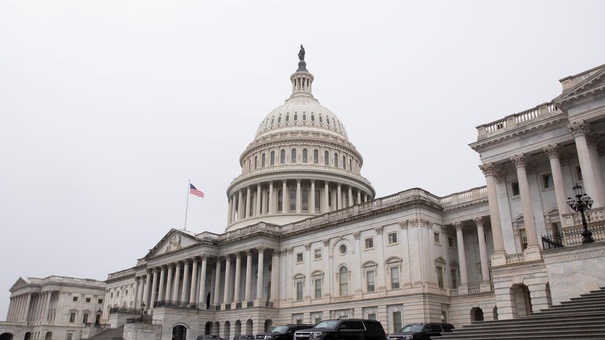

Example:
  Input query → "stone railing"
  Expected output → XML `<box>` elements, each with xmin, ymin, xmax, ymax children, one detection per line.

<box><xmin>107</xmin><ymin>268</ymin><xmax>135</xmax><ymax>281</ymax></box>
<box><xmin>476</xmin><ymin>103</ymin><xmax>560</xmax><ymax>139</ymax></box>
<box><xmin>563</xmin><ymin>207</ymin><xmax>605</xmax><ymax>227</ymax></box>
<box><xmin>542</xmin><ymin>224</ymin><xmax>605</xmax><ymax>249</ymax></box>
<box><xmin>439</xmin><ymin>186</ymin><xmax>488</xmax><ymax>207</ymax></box>
<box><xmin>505</xmin><ymin>253</ymin><xmax>526</xmax><ymax>265</ymax></box>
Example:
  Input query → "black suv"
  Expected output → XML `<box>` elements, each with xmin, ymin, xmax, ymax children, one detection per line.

<box><xmin>294</xmin><ymin>319</ymin><xmax>386</xmax><ymax>340</ymax></box>
<box><xmin>256</xmin><ymin>325</ymin><xmax>315</xmax><ymax>340</ymax></box>
<box><xmin>387</xmin><ymin>323</ymin><xmax>454</xmax><ymax>340</ymax></box>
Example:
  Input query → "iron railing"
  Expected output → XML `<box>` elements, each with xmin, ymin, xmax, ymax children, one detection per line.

<box><xmin>109</xmin><ymin>307</ymin><xmax>141</xmax><ymax>314</ymax></box>
<box><xmin>153</xmin><ymin>300</ymin><xmax>194</xmax><ymax>309</ymax></box>
<box><xmin>542</xmin><ymin>224</ymin><xmax>605</xmax><ymax>249</ymax></box>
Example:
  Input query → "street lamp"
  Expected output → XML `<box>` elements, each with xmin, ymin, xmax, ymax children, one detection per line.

<box><xmin>566</xmin><ymin>184</ymin><xmax>595</xmax><ymax>243</ymax></box>
<box><xmin>140</xmin><ymin>302</ymin><xmax>146</xmax><ymax>320</ymax></box>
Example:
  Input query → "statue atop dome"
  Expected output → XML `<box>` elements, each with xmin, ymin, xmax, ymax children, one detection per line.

<box><xmin>298</xmin><ymin>44</ymin><xmax>305</xmax><ymax>61</ymax></box>
<box><xmin>297</xmin><ymin>44</ymin><xmax>307</xmax><ymax>72</ymax></box>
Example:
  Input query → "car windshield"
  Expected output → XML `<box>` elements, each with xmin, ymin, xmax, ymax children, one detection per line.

<box><xmin>272</xmin><ymin>326</ymin><xmax>290</xmax><ymax>333</ymax></box>
<box><xmin>399</xmin><ymin>325</ymin><xmax>423</xmax><ymax>332</ymax></box>
<box><xmin>313</xmin><ymin>321</ymin><xmax>340</xmax><ymax>329</ymax></box>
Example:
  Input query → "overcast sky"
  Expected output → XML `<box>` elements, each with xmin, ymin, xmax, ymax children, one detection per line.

<box><xmin>1</xmin><ymin>0</ymin><xmax>604</xmax><ymax>319</ymax></box>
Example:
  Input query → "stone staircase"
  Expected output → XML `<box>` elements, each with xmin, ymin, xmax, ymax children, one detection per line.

<box><xmin>441</xmin><ymin>287</ymin><xmax>605</xmax><ymax>339</ymax></box>
<box><xmin>87</xmin><ymin>326</ymin><xmax>125</xmax><ymax>340</ymax></box>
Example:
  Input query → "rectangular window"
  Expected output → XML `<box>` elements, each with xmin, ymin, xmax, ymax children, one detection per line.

<box><xmin>314</xmin><ymin>278</ymin><xmax>322</xmax><ymax>298</ymax></box>
<box><xmin>66</xmin><ymin>333</ymin><xmax>73</xmax><ymax>340</ymax></box>
<box><xmin>98</xmin><ymin>299</ymin><xmax>103</xmax><ymax>304</ymax></box>
<box><xmin>82</xmin><ymin>313</ymin><xmax>89</xmax><ymax>324</ymax></box>
<box><xmin>388</xmin><ymin>232</ymin><xmax>398</xmax><ymax>245</ymax></box>
<box><xmin>436</xmin><ymin>266</ymin><xmax>444</xmax><ymax>289</ymax></box>
<box><xmin>367</xmin><ymin>313</ymin><xmax>376</xmax><ymax>320</ymax></box>
<box><xmin>314</xmin><ymin>249</ymin><xmax>322</xmax><ymax>260</ymax></box>
<box><xmin>392</xmin><ymin>311</ymin><xmax>402</xmax><ymax>333</ymax></box>
<box><xmin>69</xmin><ymin>313</ymin><xmax>76</xmax><ymax>323</ymax></box>
<box><xmin>511</xmin><ymin>182</ymin><xmax>520</xmax><ymax>196</ymax></box>
<box><xmin>315</xmin><ymin>317</ymin><xmax>322</xmax><ymax>324</ymax></box>
<box><xmin>85</xmin><ymin>298</ymin><xmax>91</xmax><ymax>303</ymax></box>
<box><xmin>366</xmin><ymin>270</ymin><xmax>376</xmax><ymax>292</ymax></box>
<box><xmin>296</xmin><ymin>253</ymin><xmax>303</xmax><ymax>263</ymax></box>
<box><xmin>390</xmin><ymin>267</ymin><xmax>400</xmax><ymax>289</ymax></box>
<box><xmin>448</xmin><ymin>237</ymin><xmax>454</xmax><ymax>248</ymax></box>
<box><xmin>296</xmin><ymin>282</ymin><xmax>303</xmax><ymax>301</ymax></box>
<box><xmin>451</xmin><ymin>269</ymin><xmax>457</xmax><ymax>288</ymax></box>
<box><xmin>72</xmin><ymin>297</ymin><xmax>78</xmax><ymax>302</ymax></box>
<box><xmin>364</xmin><ymin>237</ymin><xmax>374</xmax><ymax>249</ymax></box>
<box><xmin>434</xmin><ymin>232</ymin><xmax>440</xmax><ymax>244</ymax></box>
<box><xmin>542</xmin><ymin>173</ymin><xmax>553</xmax><ymax>189</ymax></box>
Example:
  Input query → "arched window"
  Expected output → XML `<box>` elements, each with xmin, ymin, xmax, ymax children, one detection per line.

<box><xmin>262</xmin><ymin>153</ymin><xmax>266</xmax><ymax>167</ymax></box>
<box><xmin>342</xmin><ymin>156</ymin><xmax>346</xmax><ymax>169</ymax></box>
<box><xmin>289</xmin><ymin>187</ymin><xmax>296</xmax><ymax>211</ymax></box>
<box><xmin>324</xmin><ymin>151</ymin><xmax>329</xmax><ymax>166</ymax></box>
<box><xmin>277</xmin><ymin>190</ymin><xmax>283</xmax><ymax>212</ymax></box>
<box><xmin>334</xmin><ymin>153</ymin><xmax>339</xmax><ymax>168</ymax></box>
<box><xmin>254</xmin><ymin>156</ymin><xmax>258</xmax><ymax>169</ymax></box>
<box><xmin>280</xmin><ymin>150</ymin><xmax>286</xmax><ymax>164</ymax></box>
<box><xmin>315</xmin><ymin>189</ymin><xmax>321</xmax><ymax>212</ymax></box>
<box><xmin>291</xmin><ymin>149</ymin><xmax>297</xmax><ymax>163</ymax></box>
<box><xmin>339</xmin><ymin>267</ymin><xmax>349</xmax><ymax>296</ymax></box>
<box><xmin>303</xmin><ymin>149</ymin><xmax>308</xmax><ymax>163</ymax></box>
<box><xmin>270</xmin><ymin>151</ymin><xmax>275</xmax><ymax>165</ymax></box>
<box><xmin>302</xmin><ymin>188</ymin><xmax>309</xmax><ymax>212</ymax></box>
<box><xmin>314</xmin><ymin>149</ymin><xmax>319</xmax><ymax>164</ymax></box>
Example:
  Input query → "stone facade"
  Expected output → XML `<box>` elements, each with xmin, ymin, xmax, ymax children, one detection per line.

<box><xmin>2</xmin><ymin>54</ymin><xmax>605</xmax><ymax>340</ymax></box>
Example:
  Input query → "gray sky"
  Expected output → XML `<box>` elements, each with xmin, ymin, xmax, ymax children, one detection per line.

<box><xmin>1</xmin><ymin>0</ymin><xmax>604</xmax><ymax>319</ymax></box>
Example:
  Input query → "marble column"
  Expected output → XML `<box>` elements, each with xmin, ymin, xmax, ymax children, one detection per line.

<box><xmin>213</xmin><ymin>258</ymin><xmax>222</xmax><ymax>305</ymax></box>
<box><xmin>310</xmin><ymin>180</ymin><xmax>316</xmax><ymax>213</ymax></box>
<box><xmin>256</xmin><ymin>184</ymin><xmax>262</xmax><ymax>216</ymax></box>
<box><xmin>234</xmin><ymin>253</ymin><xmax>242</xmax><ymax>303</ymax></box>
<box><xmin>246</xmin><ymin>187</ymin><xmax>252</xmax><ymax>218</ymax></box>
<box><xmin>324</xmin><ymin>182</ymin><xmax>330</xmax><ymax>212</ymax></box>
<box><xmin>474</xmin><ymin>217</ymin><xmax>491</xmax><ymax>291</ymax></box>
<box><xmin>271</xmin><ymin>251</ymin><xmax>280</xmax><ymax>302</ymax></box>
<box><xmin>245</xmin><ymin>249</ymin><xmax>253</xmax><ymax>302</ymax></box>
<box><xmin>143</xmin><ymin>271</ymin><xmax>151</xmax><ymax>307</ymax></box>
<box><xmin>453</xmin><ymin>222</ymin><xmax>468</xmax><ymax>294</ymax></box>
<box><xmin>296</xmin><ymin>179</ymin><xmax>302</xmax><ymax>213</ymax></box>
<box><xmin>227</xmin><ymin>196</ymin><xmax>233</xmax><ymax>224</ymax></box>
<box><xmin>149</xmin><ymin>269</ymin><xmax>159</xmax><ymax>309</ymax></box>
<box><xmin>510</xmin><ymin>154</ymin><xmax>541</xmax><ymax>260</ymax></box>
<box><xmin>189</xmin><ymin>259</ymin><xmax>199</xmax><ymax>305</ymax></box>
<box><xmin>543</xmin><ymin>144</ymin><xmax>571</xmax><ymax>222</ymax></box>
<box><xmin>269</xmin><ymin>181</ymin><xmax>274</xmax><ymax>214</ymax></box>
<box><xmin>282</xmin><ymin>180</ymin><xmax>287</xmax><ymax>213</ymax></box>
<box><xmin>158</xmin><ymin>266</ymin><xmax>166</xmax><ymax>303</ymax></box>
<box><xmin>181</xmin><ymin>260</ymin><xmax>190</xmax><ymax>303</ymax></box>
<box><xmin>165</xmin><ymin>265</ymin><xmax>173</xmax><ymax>301</ymax></box>
<box><xmin>480</xmin><ymin>163</ymin><xmax>507</xmax><ymax>266</ymax></box>
<box><xmin>569</xmin><ymin>122</ymin><xmax>602</xmax><ymax>207</ymax></box>
<box><xmin>223</xmin><ymin>256</ymin><xmax>232</xmax><ymax>304</ymax></box>
<box><xmin>172</xmin><ymin>262</ymin><xmax>181</xmax><ymax>301</ymax></box>
<box><xmin>348</xmin><ymin>187</ymin><xmax>353</xmax><ymax>207</ymax></box>
<box><xmin>198</xmin><ymin>255</ymin><xmax>208</xmax><ymax>308</ymax></box>
<box><xmin>237</xmin><ymin>190</ymin><xmax>243</xmax><ymax>220</ymax></box>
<box><xmin>337</xmin><ymin>184</ymin><xmax>342</xmax><ymax>210</ymax></box>
<box><xmin>256</xmin><ymin>247</ymin><xmax>265</xmax><ymax>302</ymax></box>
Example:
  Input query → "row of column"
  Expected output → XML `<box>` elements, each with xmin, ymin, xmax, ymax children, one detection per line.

<box><xmin>6</xmin><ymin>291</ymin><xmax>54</xmax><ymax>323</ymax></box>
<box><xmin>137</xmin><ymin>249</ymin><xmax>278</xmax><ymax>312</ymax></box>
<box><xmin>452</xmin><ymin>218</ymin><xmax>491</xmax><ymax>292</ymax></box>
<box><xmin>480</xmin><ymin>120</ymin><xmax>604</xmax><ymax>265</ymax></box>
<box><xmin>228</xmin><ymin>180</ymin><xmax>370</xmax><ymax>224</ymax></box>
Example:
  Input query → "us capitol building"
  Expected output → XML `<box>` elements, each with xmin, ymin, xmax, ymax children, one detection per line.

<box><xmin>2</xmin><ymin>48</ymin><xmax>605</xmax><ymax>340</ymax></box>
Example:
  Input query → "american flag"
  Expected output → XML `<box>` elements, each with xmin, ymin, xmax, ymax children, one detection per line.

<box><xmin>189</xmin><ymin>183</ymin><xmax>205</xmax><ymax>198</ymax></box>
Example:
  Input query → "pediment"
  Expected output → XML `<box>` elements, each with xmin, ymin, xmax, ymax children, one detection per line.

<box><xmin>145</xmin><ymin>228</ymin><xmax>201</xmax><ymax>259</ymax></box>
<box><xmin>10</xmin><ymin>277</ymin><xmax>29</xmax><ymax>292</ymax></box>
<box><xmin>553</xmin><ymin>66</ymin><xmax>605</xmax><ymax>109</ymax></box>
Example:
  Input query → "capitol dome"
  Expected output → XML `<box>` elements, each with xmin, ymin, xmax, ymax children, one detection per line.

<box><xmin>226</xmin><ymin>46</ymin><xmax>375</xmax><ymax>231</ymax></box>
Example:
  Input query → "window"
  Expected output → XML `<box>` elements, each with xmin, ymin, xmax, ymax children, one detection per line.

<box><xmin>296</xmin><ymin>282</ymin><xmax>303</xmax><ymax>301</ymax></box>
<box><xmin>451</xmin><ymin>269</ymin><xmax>458</xmax><ymax>288</ymax></box>
<box><xmin>314</xmin><ymin>278</ymin><xmax>322</xmax><ymax>298</ymax></box>
<box><xmin>324</xmin><ymin>151</ymin><xmax>329</xmax><ymax>165</ymax></box>
<box><xmin>339</xmin><ymin>267</ymin><xmax>349</xmax><ymax>296</ymax></box>
<box><xmin>69</xmin><ymin>313</ymin><xmax>76</xmax><ymax>323</ymax></box>
<box><xmin>302</xmin><ymin>188</ymin><xmax>309</xmax><ymax>212</ymax></box>
<box><xmin>448</xmin><ymin>237</ymin><xmax>454</xmax><ymax>248</ymax></box>
<box><xmin>262</xmin><ymin>153</ymin><xmax>266</xmax><ymax>167</ymax></box>
<box><xmin>519</xmin><ymin>229</ymin><xmax>528</xmax><ymax>250</ymax></box>
<box><xmin>291</xmin><ymin>148</ymin><xmax>297</xmax><ymax>163</ymax></box>
<box><xmin>334</xmin><ymin>153</ymin><xmax>338</xmax><ymax>167</ymax></box>
<box><xmin>314</xmin><ymin>249</ymin><xmax>322</xmax><ymax>260</ymax></box>
<box><xmin>280</xmin><ymin>149</ymin><xmax>286</xmax><ymax>164</ymax></box>
<box><xmin>289</xmin><ymin>187</ymin><xmax>296</xmax><ymax>211</ymax></box>
<box><xmin>315</xmin><ymin>189</ymin><xmax>321</xmax><ymax>212</ymax></box>
<box><xmin>296</xmin><ymin>253</ymin><xmax>303</xmax><ymax>263</ymax></box>
<box><xmin>511</xmin><ymin>182</ymin><xmax>520</xmax><ymax>196</ymax></box>
<box><xmin>390</xmin><ymin>267</ymin><xmax>400</xmax><ymax>289</ymax></box>
<box><xmin>85</xmin><ymin>298</ymin><xmax>91</xmax><ymax>303</ymax></box>
<box><xmin>436</xmin><ymin>266</ymin><xmax>445</xmax><ymax>288</ymax></box>
<box><xmin>542</xmin><ymin>173</ymin><xmax>553</xmax><ymax>189</ymax></box>
<box><xmin>73</xmin><ymin>297</ymin><xmax>78</xmax><ymax>302</ymax></box>
<box><xmin>339</xmin><ymin>244</ymin><xmax>347</xmax><ymax>255</ymax></box>
<box><xmin>98</xmin><ymin>299</ymin><xmax>103</xmax><ymax>304</ymax></box>
<box><xmin>313</xmin><ymin>149</ymin><xmax>319</xmax><ymax>164</ymax></box>
<box><xmin>365</xmin><ymin>237</ymin><xmax>374</xmax><ymax>249</ymax></box>
<box><xmin>271</xmin><ymin>151</ymin><xmax>275</xmax><ymax>165</ymax></box>
<box><xmin>303</xmin><ymin>149</ymin><xmax>308</xmax><ymax>163</ymax></box>
<box><xmin>392</xmin><ymin>311</ymin><xmax>402</xmax><ymax>333</ymax></box>
<box><xmin>254</xmin><ymin>156</ymin><xmax>258</xmax><ymax>169</ymax></box>
<box><xmin>277</xmin><ymin>189</ymin><xmax>283</xmax><ymax>212</ymax></box>
<box><xmin>82</xmin><ymin>313</ymin><xmax>89</xmax><ymax>324</ymax></box>
<box><xmin>388</xmin><ymin>232</ymin><xmax>398</xmax><ymax>245</ymax></box>
<box><xmin>367</xmin><ymin>313</ymin><xmax>376</xmax><ymax>320</ymax></box>
<box><xmin>66</xmin><ymin>333</ymin><xmax>73</xmax><ymax>340</ymax></box>
<box><xmin>366</xmin><ymin>270</ymin><xmax>376</xmax><ymax>292</ymax></box>
<box><xmin>342</xmin><ymin>155</ymin><xmax>346</xmax><ymax>169</ymax></box>
<box><xmin>434</xmin><ymin>232</ymin><xmax>440</xmax><ymax>244</ymax></box>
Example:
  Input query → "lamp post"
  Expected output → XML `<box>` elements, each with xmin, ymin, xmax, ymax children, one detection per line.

<box><xmin>140</xmin><ymin>302</ymin><xmax>146</xmax><ymax>321</ymax></box>
<box><xmin>566</xmin><ymin>184</ymin><xmax>595</xmax><ymax>244</ymax></box>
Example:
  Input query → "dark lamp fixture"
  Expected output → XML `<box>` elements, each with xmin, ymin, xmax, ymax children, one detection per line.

<box><xmin>567</xmin><ymin>183</ymin><xmax>595</xmax><ymax>243</ymax></box>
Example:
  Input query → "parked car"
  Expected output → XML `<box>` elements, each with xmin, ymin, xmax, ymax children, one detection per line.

<box><xmin>386</xmin><ymin>323</ymin><xmax>454</xmax><ymax>340</ymax></box>
<box><xmin>294</xmin><ymin>319</ymin><xmax>386</xmax><ymax>340</ymax></box>
<box><xmin>234</xmin><ymin>335</ymin><xmax>255</xmax><ymax>340</ymax></box>
<box><xmin>256</xmin><ymin>324</ymin><xmax>315</xmax><ymax>340</ymax></box>
<box><xmin>197</xmin><ymin>335</ymin><xmax>225</xmax><ymax>340</ymax></box>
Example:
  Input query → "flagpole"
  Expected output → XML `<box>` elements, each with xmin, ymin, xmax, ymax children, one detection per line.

<box><xmin>184</xmin><ymin>179</ymin><xmax>190</xmax><ymax>231</ymax></box>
